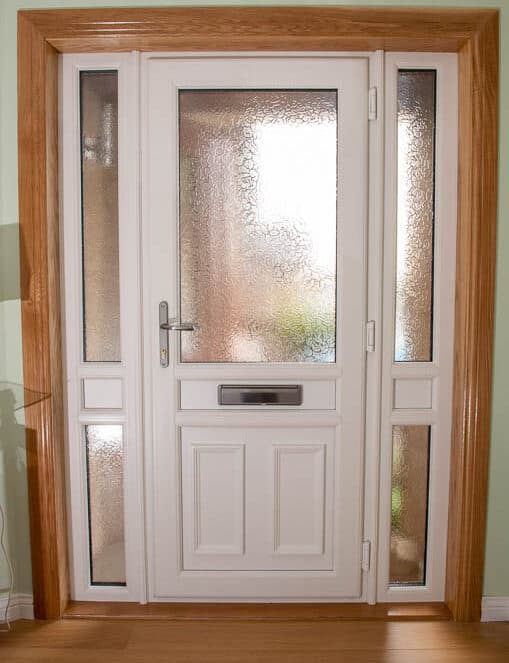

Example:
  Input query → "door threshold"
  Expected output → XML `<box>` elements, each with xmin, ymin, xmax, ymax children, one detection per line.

<box><xmin>64</xmin><ymin>601</ymin><xmax>451</xmax><ymax>622</ymax></box>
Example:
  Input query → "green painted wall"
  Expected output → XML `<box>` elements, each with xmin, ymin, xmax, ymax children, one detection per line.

<box><xmin>0</xmin><ymin>0</ymin><xmax>507</xmax><ymax>599</ymax></box>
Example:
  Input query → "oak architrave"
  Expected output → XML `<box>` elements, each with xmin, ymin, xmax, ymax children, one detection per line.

<box><xmin>17</xmin><ymin>6</ymin><xmax>499</xmax><ymax>621</ymax></box>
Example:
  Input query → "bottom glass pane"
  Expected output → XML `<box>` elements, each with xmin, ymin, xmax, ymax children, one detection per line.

<box><xmin>85</xmin><ymin>424</ymin><xmax>126</xmax><ymax>585</ymax></box>
<box><xmin>390</xmin><ymin>425</ymin><xmax>431</xmax><ymax>585</ymax></box>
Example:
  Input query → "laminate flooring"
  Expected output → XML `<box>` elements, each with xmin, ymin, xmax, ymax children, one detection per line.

<box><xmin>1</xmin><ymin>618</ymin><xmax>509</xmax><ymax>662</ymax></box>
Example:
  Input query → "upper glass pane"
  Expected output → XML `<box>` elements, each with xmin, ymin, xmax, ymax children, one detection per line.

<box><xmin>394</xmin><ymin>71</ymin><xmax>436</xmax><ymax>362</ymax></box>
<box><xmin>80</xmin><ymin>71</ymin><xmax>121</xmax><ymax>362</ymax></box>
<box><xmin>179</xmin><ymin>90</ymin><xmax>337</xmax><ymax>363</ymax></box>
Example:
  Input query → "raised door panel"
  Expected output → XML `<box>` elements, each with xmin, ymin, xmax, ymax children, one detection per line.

<box><xmin>274</xmin><ymin>445</ymin><xmax>326</xmax><ymax>555</ymax></box>
<box><xmin>182</xmin><ymin>433</ymin><xmax>245</xmax><ymax>569</ymax></box>
<box><xmin>255</xmin><ymin>428</ymin><xmax>334</xmax><ymax>571</ymax></box>
<box><xmin>181</xmin><ymin>427</ymin><xmax>334</xmax><ymax>571</ymax></box>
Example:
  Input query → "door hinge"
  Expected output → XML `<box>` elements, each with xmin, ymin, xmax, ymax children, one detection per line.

<box><xmin>366</xmin><ymin>320</ymin><xmax>375</xmax><ymax>353</ymax></box>
<box><xmin>368</xmin><ymin>87</ymin><xmax>378</xmax><ymax>121</ymax></box>
<box><xmin>362</xmin><ymin>540</ymin><xmax>371</xmax><ymax>572</ymax></box>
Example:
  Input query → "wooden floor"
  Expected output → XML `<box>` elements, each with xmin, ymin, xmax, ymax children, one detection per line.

<box><xmin>1</xmin><ymin>618</ymin><xmax>509</xmax><ymax>662</ymax></box>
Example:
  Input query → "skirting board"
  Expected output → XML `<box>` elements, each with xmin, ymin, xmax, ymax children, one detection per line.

<box><xmin>481</xmin><ymin>597</ymin><xmax>509</xmax><ymax>622</ymax></box>
<box><xmin>0</xmin><ymin>593</ymin><xmax>34</xmax><ymax>623</ymax></box>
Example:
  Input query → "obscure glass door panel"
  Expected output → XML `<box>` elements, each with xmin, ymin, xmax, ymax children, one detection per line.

<box><xmin>179</xmin><ymin>90</ymin><xmax>337</xmax><ymax>363</ymax></box>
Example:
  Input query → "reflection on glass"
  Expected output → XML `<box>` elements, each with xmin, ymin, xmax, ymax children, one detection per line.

<box><xmin>390</xmin><ymin>425</ymin><xmax>430</xmax><ymax>585</ymax></box>
<box><xmin>395</xmin><ymin>71</ymin><xmax>436</xmax><ymax>362</ymax></box>
<box><xmin>179</xmin><ymin>90</ymin><xmax>337</xmax><ymax>363</ymax></box>
<box><xmin>85</xmin><ymin>424</ymin><xmax>126</xmax><ymax>585</ymax></box>
<box><xmin>80</xmin><ymin>71</ymin><xmax>121</xmax><ymax>362</ymax></box>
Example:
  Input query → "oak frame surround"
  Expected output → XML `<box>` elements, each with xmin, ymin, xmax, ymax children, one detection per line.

<box><xmin>17</xmin><ymin>6</ymin><xmax>499</xmax><ymax>621</ymax></box>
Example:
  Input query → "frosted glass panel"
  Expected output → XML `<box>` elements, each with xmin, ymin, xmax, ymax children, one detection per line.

<box><xmin>390</xmin><ymin>425</ymin><xmax>430</xmax><ymax>585</ymax></box>
<box><xmin>80</xmin><ymin>71</ymin><xmax>121</xmax><ymax>362</ymax></box>
<box><xmin>179</xmin><ymin>90</ymin><xmax>337</xmax><ymax>363</ymax></box>
<box><xmin>395</xmin><ymin>71</ymin><xmax>436</xmax><ymax>362</ymax></box>
<box><xmin>85</xmin><ymin>425</ymin><xmax>126</xmax><ymax>585</ymax></box>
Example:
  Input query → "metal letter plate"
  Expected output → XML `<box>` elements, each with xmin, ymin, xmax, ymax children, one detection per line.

<box><xmin>218</xmin><ymin>385</ymin><xmax>303</xmax><ymax>406</ymax></box>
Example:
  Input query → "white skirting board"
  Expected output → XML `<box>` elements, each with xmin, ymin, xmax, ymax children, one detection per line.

<box><xmin>0</xmin><ymin>594</ymin><xmax>34</xmax><ymax>623</ymax></box>
<box><xmin>481</xmin><ymin>597</ymin><xmax>509</xmax><ymax>622</ymax></box>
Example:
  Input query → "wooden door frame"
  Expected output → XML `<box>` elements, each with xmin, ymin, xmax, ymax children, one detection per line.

<box><xmin>17</xmin><ymin>6</ymin><xmax>498</xmax><ymax>621</ymax></box>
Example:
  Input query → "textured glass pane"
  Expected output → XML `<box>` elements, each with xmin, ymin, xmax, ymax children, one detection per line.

<box><xmin>85</xmin><ymin>425</ymin><xmax>126</xmax><ymax>585</ymax></box>
<box><xmin>394</xmin><ymin>71</ymin><xmax>436</xmax><ymax>362</ymax></box>
<box><xmin>179</xmin><ymin>90</ymin><xmax>337</xmax><ymax>363</ymax></box>
<box><xmin>80</xmin><ymin>71</ymin><xmax>120</xmax><ymax>362</ymax></box>
<box><xmin>390</xmin><ymin>425</ymin><xmax>430</xmax><ymax>585</ymax></box>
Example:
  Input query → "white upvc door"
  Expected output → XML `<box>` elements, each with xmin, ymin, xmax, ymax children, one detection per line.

<box><xmin>142</xmin><ymin>56</ymin><xmax>369</xmax><ymax>600</ymax></box>
<box><xmin>60</xmin><ymin>50</ymin><xmax>457</xmax><ymax>605</ymax></box>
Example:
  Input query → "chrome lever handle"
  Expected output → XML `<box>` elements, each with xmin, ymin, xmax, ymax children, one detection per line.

<box><xmin>160</xmin><ymin>321</ymin><xmax>197</xmax><ymax>332</ymax></box>
<box><xmin>159</xmin><ymin>301</ymin><xmax>197</xmax><ymax>368</ymax></box>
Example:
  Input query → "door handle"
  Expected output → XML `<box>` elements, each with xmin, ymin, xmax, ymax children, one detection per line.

<box><xmin>159</xmin><ymin>301</ymin><xmax>197</xmax><ymax>367</ymax></box>
<box><xmin>160</xmin><ymin>321</ymin><xmax>197</xmax><ymax>332</ymax></box>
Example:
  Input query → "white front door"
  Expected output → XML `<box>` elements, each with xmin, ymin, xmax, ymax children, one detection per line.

<box><xmin>61</xmin><ymin>51</ymin><xmax>458</xmax><ymax>605</ymax></box>
<box><xmin>143</xmin><ymin>56</ymin><xmax>368</xmax><ymax>600</ymax></box>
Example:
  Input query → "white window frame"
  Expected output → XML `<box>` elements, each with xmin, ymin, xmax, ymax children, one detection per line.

<box><xmin>377</xmin><ymin>52</ymin><xmax>458</xmax><ymax>602</ymax></box>
<box><xmin>60</xmin><ymin>52</ymin><xmax>145</xmax><ymax>602</ymax></box>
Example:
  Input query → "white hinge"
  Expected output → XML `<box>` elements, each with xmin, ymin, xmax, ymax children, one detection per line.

<box><xmin>368</xmin><ymin>87</ymin><xmax>378</xmax><ymax>120</ymax></box>
<box><xmin>366</xmin><ymin>320</ymin><xmax>375</xmax><ymax>353</ymax></box>
<box><xmin>362</xmin><ymin>540</ymin><xmax>371</xmax><ymax>572</ymax></box>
